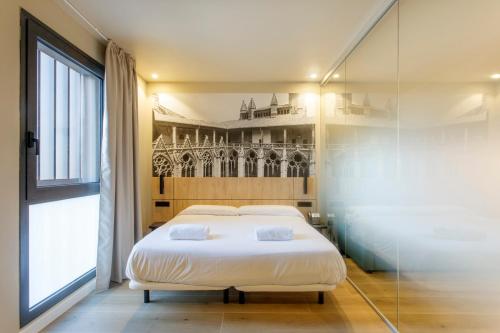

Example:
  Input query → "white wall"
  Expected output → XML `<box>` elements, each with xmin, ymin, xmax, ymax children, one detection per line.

<box><xmin>0</xmin><ymin>1</ymin><xmax>104</xmax><ymax>331</ymax></box>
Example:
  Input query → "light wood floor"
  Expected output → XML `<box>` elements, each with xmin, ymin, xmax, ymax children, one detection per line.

<box><xmin>43</xmin><ymin>281</ymin><xmax>391</xmax><ymax>333</ymax></box>
<box><xmin>347</xmin><ymin>259</ymin><xmax>500</xmax><ymax>333</ymax></box>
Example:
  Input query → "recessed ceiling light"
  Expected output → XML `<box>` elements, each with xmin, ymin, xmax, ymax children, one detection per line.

<box><xmin>491</xmin><ymin>73</ymin><xmax>500</xmax><ymax>80</ymax></box>
<box><xmin>151</xmin><ymin>73</ymin><xmax>159</xmax><ymax>79</ymax></box>
<box><xmin>309</xmin><ymin>73</ymin><xmax>318</xmax><ymax>79</ymax></box>
<box><xmin>333</xmin><ymin>73</ymin><xmax>340</xmax><ymax>79</ymax></box>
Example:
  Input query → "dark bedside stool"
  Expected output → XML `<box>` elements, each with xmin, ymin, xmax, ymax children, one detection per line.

<box><xmin>311</xmin><ymin>223</ymin><xmax>329</xmax><ymax>238</ymax></box>
<box><xmin>148</xmin><ymin>221</ymin><xmax>165</xmax><ymax>231</ymax></box>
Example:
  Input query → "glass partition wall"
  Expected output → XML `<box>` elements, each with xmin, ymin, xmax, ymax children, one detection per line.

<box><xmin>321</xmin><ymin>1</ymin><xmax>500</xmax><ymax>332</ymax></box>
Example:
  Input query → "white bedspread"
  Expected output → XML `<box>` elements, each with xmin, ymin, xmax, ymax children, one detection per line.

<box><xmin>126</xmin><ymin>214</ymin><xmax>346</xmax><ymax>288</ymax></box>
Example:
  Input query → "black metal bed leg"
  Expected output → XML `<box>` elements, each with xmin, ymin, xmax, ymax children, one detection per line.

<box><xmin>318</xmin><ymin>291</ymin><xmax>324</xmax><ymax>304</ymax></box>
<box><xmin>223</xmin><ymin>289</ymin><xmax>229</xmax><ymax>304</ymax></box>
<box><xmin>238</xmin><ymin>291</ymin><xmax>245</xmax><ymax>304</ymax></box>
<box><xmin>144</xmin><ymin>290</ymin><xmax>150</xmax><ymax>303</ymax></box>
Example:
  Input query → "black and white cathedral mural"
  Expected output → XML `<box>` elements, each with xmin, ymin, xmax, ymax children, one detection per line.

<box><xmin>152</xmin><ymin>92</ymin><xmax>318</xmax><ymax>178</ymax></box>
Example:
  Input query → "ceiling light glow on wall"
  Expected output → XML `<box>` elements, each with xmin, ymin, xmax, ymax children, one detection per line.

<box><xmin>333</xmin><ymin>74</ymin><xmax>340</xmax><ymax>79</ymax></box>
<box><xmin>491</xmin><ymin>73</ymin><xmax>500</xmax><ymax>80</ymax></box>
<box><xmin>309</xmin><ymin>73</ymin><xmax>318</xmax><ymax>79</ymax></box>
<box><xmin>151</xmin><ymin>73</ymin><xmax>159</xmax><ymax>79</ymax></box>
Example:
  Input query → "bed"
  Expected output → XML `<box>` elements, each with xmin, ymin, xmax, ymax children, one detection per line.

<box><xmin>126</xmin><ymin>205</ymin><xmax>346</xmax><ymax>304</ymax></box>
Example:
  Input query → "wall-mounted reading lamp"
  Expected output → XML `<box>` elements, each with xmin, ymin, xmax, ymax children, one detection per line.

<box><xmin>303</xmin><ymin>167</ymin><xmax>309</xmax><ymax>194</ymax></box>
<box><xmin>159</xmin><ymin>174</ymin><xmax>165</xmax><ymax>194</ymax></box>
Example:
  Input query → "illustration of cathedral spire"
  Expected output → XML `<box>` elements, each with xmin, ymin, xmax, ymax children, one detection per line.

<box><xmin>248</xmin><ymin>98</ymin><xmax>256</xmax><ymax>120</ymax></box>
<box><xmin>270</xmin><ymin>93</ymin><xmax>278</xmax><ymax>106</ymax></box>
<box><xmin>270</xmin><ymin>93</ymin><xmax>278</xmax><ymax>116</ymax></box>
<box><xmin>239</xmin><ymin>100</ymin><xmax>248</xmax><ymax>120</ymax></box>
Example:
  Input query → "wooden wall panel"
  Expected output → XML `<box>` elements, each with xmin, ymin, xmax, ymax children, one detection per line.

<box><xmin>197</xmin><ymin>178</ymin><xmax>230</xmax><ymax>199</ymax></box>
<box><xmin>173</xmin><ymin>178</ymin><xmax>198</xmax><ymax>199</ymax></box>
<box><xmin>174</xmin><ymin>178</ymin><xmax>232</xmax><ymax>199</ymax></box>
<box><xmin>152</xmin><ymin>200</ymin><xmax>174</xmax><ymax>222</ymax></box>
<box><xmin>258</xmin><ymin>178</ymin><xmax>293</xmax><ymax>199</ymax></box>
<box><xmin>230</xmin><ymin>178</ymin><xmax>256</xmax><ymax>199</ymax></box>
<box><xmin>151</xmin><ymin>176</ymin><xmax>317</xmax><ymax>222</ymax></box>
<box><xmin>228</xmin><ymin>178</ymin><xmax>294</xmax><ymax>200</ymax></box>
<box><xmin>293</xmin><ymin>176</ymin><xmax>316</xmax><ymax>200</ymax></box>
<box><xmin>172</xmin><ymin>178</ymin><xmax>295</xmax><ymax>200</ymax></box>
<box><xmin>152</xmin><ymin>177</ymin><xmax>174</xmax><ymax>199</ymax></box>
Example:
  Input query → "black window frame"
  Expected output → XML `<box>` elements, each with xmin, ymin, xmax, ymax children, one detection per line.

<box><xmin>19</xmin><ymin>9</ymin><xmax>104</xmax><ymax>327</ymax></box>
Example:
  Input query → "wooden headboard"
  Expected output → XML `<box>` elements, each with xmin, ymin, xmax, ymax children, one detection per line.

<box><xmin>152</xmin><ymin>177</ymin><xmax>316</xmax><ymax>222</ymax></box>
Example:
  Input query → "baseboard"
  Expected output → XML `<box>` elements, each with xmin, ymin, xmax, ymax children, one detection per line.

<box><xmin>19</xmin><ymin>278</ymin><xmax>96</xmax><ymax>333</ymax></box>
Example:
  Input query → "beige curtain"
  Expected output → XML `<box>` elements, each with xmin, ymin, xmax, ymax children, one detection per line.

<box><xmin>96</xmin><ymin>41</ymin><xmax>142</xmax><ymax>290</ymax></box>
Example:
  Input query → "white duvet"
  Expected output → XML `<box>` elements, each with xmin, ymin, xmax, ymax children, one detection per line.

<box><xmin>126</xmin><ymin>214</ymin><xmax>346</xmax><ymax>288</ymax></box>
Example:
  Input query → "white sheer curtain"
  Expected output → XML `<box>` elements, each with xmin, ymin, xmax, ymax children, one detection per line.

<box><xmin>96</xmin><ymin>41</ymin><xmax>142</xmax><ymax>290</ymax></box>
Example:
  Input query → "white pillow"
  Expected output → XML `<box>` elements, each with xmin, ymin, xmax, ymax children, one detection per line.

<box><xmin>238</xmin><ymin>205</ymin><xmax>304</xmax><ymax>218</ymax></box>
<box><xmin>178</xmin><ymin>205</ymin><xmax>238</xmax><ymax>216</ymax></box>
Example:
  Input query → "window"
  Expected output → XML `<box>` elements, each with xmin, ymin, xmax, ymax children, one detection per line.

<box><xmin>277</xmin><ymin>107</ymin><xmax>290</xmax><ymax>115</ymax></box>
<box><xmin>201</xmin><ymin>151</ymin><xmax>213</xmax><ymax>177</ymax></box>
<box><xmin>152</xmin><ymin>153</ymin><xmax>173</xmax><ymax>177</ymax></box>
<box><xmin>219</xmin><ymin>150</ymin><xmax>227</xmax><ymax>177</ymax></box>
<box><xmin>264</xmin><ymin>150</ymin><xmax>281</xmax><ymax>177</ymax></box>
<box><xmin>20</xmin><ymin>11</ymin><xmax>104</xmax><ymax>327</ymax></box>
<box><xmin>228</xmin><ymin>149</ymin><xmax>238</xmax><ymax>177</ymax></box>
<box><xmin>287</xmin><ymin>152</ymin><xmax>309</xmax><ymax>177</ymax></box>
<box><xmin>180</xmin><ymin>153</ymin><xmax>196</xmax><ymax>177</ymax></box>
<box><xmin>245</xmin><ymin>150</ymin><xmax>258</xmax><ymax>177</ymax></box>
<box><xmin>37</xmin><ymin>43</ymin><xmax>101</xmax><ymax>187</ymax></box>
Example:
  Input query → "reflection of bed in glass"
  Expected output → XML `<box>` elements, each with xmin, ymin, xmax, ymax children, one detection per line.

<box><xmin>333</xmin><ymin>205</ymin><xmax>500</xmax><ymax>273</ymax></box>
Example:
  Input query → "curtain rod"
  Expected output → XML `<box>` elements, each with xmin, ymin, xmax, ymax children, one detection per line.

<box><xmin>63</xmin><ymin>0</ymin><xmax>109</xmax><ymax>42</ymax></box>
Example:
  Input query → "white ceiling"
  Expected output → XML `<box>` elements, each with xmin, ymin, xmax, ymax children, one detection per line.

<box><xmin>398</xmin><ymin>0</ymin><xmax>500</xmax><ymax>83</ymax></box>
<box><xmin>330</xmin><ymin>0</ymin><xmax>500</xmax><ymax>83</ymax></box>
<box><xmin>62</xmin><ymin>0</ymin><xmax>389</xmax><ymax>82</ymax></box>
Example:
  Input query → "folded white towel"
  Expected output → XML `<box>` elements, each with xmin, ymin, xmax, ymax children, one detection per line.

<box><xmin>168</xmin><ymin>224</ymin><xmax>209</xmax><ymax>240</ymax></box>
<box><xmin>255</xmin><ymin>225</ymin><xmax>293</xmax><ymax>241</ymax></box>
